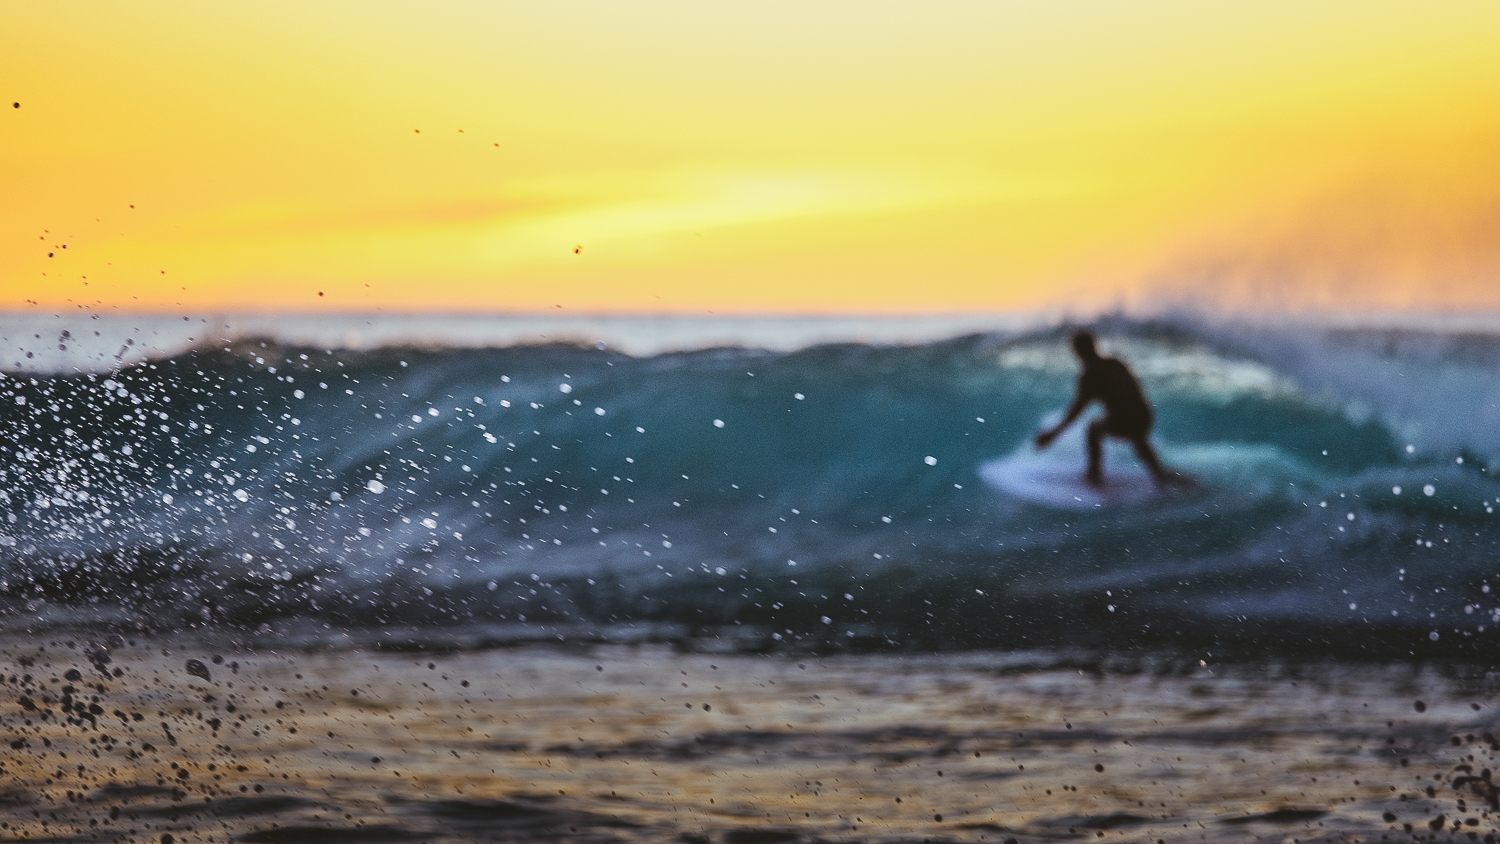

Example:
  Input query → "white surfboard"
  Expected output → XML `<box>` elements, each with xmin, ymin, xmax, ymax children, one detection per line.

<box><xmin>978</xmin><ymin>417</ymin><xmax>1176</xmax><ymax>510</ymax></box>
<box><xmin>978</xmin><ymin>454</ymin><xmax>1158</xmax><ymax>509</ymax></box>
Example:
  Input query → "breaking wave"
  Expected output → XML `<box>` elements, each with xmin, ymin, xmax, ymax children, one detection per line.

<box><xmin>1</xmin><ymin>314</ymin><xmax>1497</xmax><ymax>658</ymax></box>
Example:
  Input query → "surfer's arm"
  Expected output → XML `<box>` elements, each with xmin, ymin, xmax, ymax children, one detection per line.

<box><xmin>1034</xmin><ymin>389</ymin><xmax>1091</xmax><ymax>448</ymax></box>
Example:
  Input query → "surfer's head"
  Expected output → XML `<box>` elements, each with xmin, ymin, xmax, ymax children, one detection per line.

<box><xmin>1071</xmin><ymin>330</ymin><xmax>1099</xmax><ymax>361</ymax></box>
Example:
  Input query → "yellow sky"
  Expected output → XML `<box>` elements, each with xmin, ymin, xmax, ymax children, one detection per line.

<box><xmin>4</xmin><ymin>0</ymin><xmax>1499</xmax><ymax>315</ymax></box>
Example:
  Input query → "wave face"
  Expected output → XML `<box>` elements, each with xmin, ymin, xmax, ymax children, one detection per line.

<box><xmin>1</xmin><ymin>315</ymin><xmax>1498</xmax><ymax>658</ymax></box>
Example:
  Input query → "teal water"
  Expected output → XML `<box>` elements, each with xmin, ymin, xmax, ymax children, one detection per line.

<box><xmin>0</xmin><ymin>313</ymin><xmax>1497</xmax><ymax>657</ymax></box>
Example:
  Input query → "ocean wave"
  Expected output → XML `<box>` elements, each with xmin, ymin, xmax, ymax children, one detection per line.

<box><xmin>0</xmin><ymin>314</ymin><xmax>1496</xmax><ymax>657</ymax></box>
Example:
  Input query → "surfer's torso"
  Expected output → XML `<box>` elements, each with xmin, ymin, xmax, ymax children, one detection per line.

<box><xmin>1078</xmin><ymin>357</ymin><xmax>1152</xmax><ymax>436</ymax></box>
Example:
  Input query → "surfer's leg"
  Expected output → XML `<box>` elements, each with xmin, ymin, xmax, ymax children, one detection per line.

<box><xmin>1085</xmin><ymin>418</ymin><xmax>1106</xmax><ymax>486</ymax></box>
<box><xmin>1130</xmin><ymin>435</ymin><xmax>1171</xmax><ymax>485</ymax></box>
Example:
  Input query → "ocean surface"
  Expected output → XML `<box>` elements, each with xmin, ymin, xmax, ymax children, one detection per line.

<box><xmin>2</xmin><ymin>311</ymin><xmax>1498</xmax><ymax>659</ymax></box>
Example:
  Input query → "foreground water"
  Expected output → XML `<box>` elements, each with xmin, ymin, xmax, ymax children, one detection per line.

<box><xmin>1</xmin><ymin>637</ymin><xmax>1498</xmax><ymax>844</ymax></box>
<box><xmin>0</xmin><ymin>312</ymin><xmax>1498</xmax><ymax>659</ymax></box>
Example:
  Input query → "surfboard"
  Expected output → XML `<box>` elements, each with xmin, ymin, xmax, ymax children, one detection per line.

<box><xmin>978</xmin><ymin>417</ymin><xmax>1183</xmax><ymax>509</ymax></box>
<box><xmin>978</xmin><ymin>454</ymin><xmax>1158</xmax><ymax>509</ymax></box>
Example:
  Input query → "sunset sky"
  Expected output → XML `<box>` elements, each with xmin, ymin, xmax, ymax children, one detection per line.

<box><xmin>5</xmin><ymin>1</ymin><xmax>1499</xmax><ymax>315</ymax></box>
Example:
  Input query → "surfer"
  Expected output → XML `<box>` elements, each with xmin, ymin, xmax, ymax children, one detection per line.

<box><xmin>1034</xmin><ymin>330</ymin><xmax>1174</xmax><ymax>488</ymax></box>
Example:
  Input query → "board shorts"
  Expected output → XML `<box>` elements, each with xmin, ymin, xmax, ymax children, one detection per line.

<box><xmin>1096</xmin><ymin>411</ymin><xmax>1150</xmax><ymax>440</ymax></box>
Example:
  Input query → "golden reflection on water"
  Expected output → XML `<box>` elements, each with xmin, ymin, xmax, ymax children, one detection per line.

<box><xmin>1</xmin><ymin>640</ymin><xmax>1494</xmax><ymax>843</ymax></box>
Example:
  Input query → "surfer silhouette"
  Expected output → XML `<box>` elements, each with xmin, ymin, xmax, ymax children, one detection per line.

<box><xmin>1034</xmin><ymin>331</ymin><xmax>1173</xmax><ymax>488</ymax></box>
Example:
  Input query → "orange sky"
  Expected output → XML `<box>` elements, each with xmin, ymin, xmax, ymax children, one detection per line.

<box><xmin>4</xmin><ymin>1</ymin><xmax>1500</xmax><ymax>315</ymax></box>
